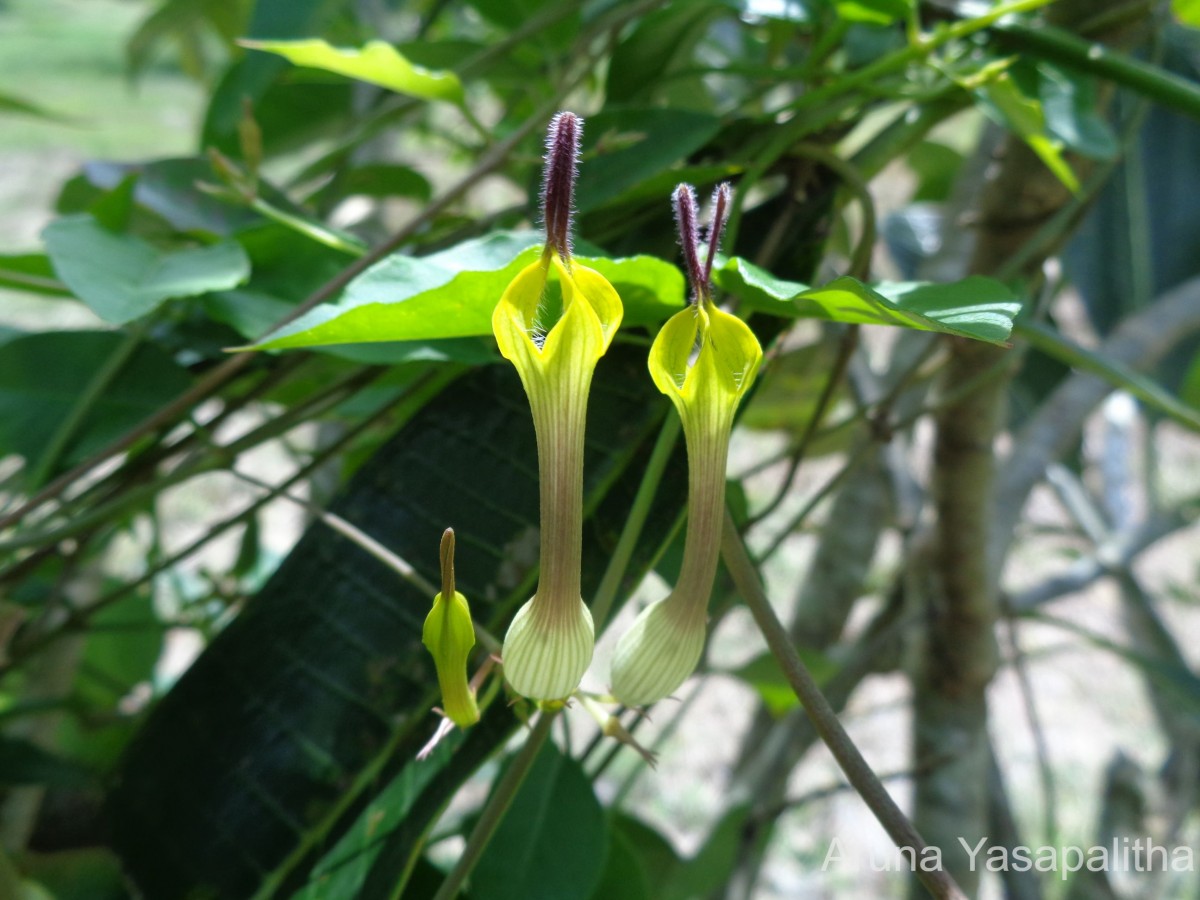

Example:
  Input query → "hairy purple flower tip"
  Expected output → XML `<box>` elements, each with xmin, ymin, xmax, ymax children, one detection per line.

<box><xmin>673</xmin><ymin>183</ymin><xmax>704</xmax><ymax>304</ymax></box>
<box><xmin>541</xmin><ymin>111</ymin><xmax>582</xmax><ymax>259</ymax></box>
<box><xmin>704</xmin><ymin>183</ymin><xmax>731</xmax><ymax>285</ymax></box>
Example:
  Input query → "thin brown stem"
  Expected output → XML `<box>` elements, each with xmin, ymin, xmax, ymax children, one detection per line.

<box><xmin>720</xmin><ymin>509</ymin><xmax>968</xmax><ymax>900</ymax></box>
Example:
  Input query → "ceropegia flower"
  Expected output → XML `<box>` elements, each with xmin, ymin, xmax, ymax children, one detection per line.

<box><xmin>422</xmin><ymin>528</ymin><xmax>480</xmax><ymax>728</ymax></box>
<box><xmin>611</xmin><ymin>183</ymin><xmax>762</xmax><ymax>706</ymax></box>
<box><xmin>495</xmin><ymin>112</ymin><xmax>624</xmax><ymax>702</ymax></box>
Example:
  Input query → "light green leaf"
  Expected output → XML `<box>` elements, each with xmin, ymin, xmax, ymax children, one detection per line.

<box><xmin>835</xmin><ymin>0</ymin><xmax>913</xmax><ymax>25</ymax></box>
<box><xmin>473</xmin><ymin>741</ymin><xmax>607</xmax><ymax>900</ymax></box>
<box><xmin>42</xmin><ymin>215</ymin><xmax>250</xmax><ymax>324</ymax></box>
<box><xmin>714</xmin><ymin>257</ymin><xmax>1022</xmax><ymax>344</ymax></box>
<box><xmin>252</xmin><ymin>232</ymin><xmax>684</xmax><ymax>353</ymax></box>
<box><xmin>1016</xmin><ymin>320</ymin><xmax>1200</xmax><ymax>431</ymax></box>
<box><xmin>727</xmin><ymin>651</ymin><xmax>836</xmax><ymax>717</ymax></box>
<box><xmin>1174</xmin><ymin>0</ymin><xmax>1200</xmax><ymax>27</ymax></box>
<box><xmin>240</xmin><ymin>39</ymin><xmax>464</xmax><ymax>105</ymax></box>
<box><xmin>974</xmin><ymin>72</ymin><xmax>1080</xmax><ymax>192</ymax></box>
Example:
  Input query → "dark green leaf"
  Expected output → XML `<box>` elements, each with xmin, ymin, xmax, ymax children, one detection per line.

<box><xmin>611</xmin><ymin>815</ymin><xmax>681</xmax><ymax>898</ymax></box>
<box><xmin>19</xmin><ymin>848</ymin><xmax>130</xmax><ymax>900</ymax></box>
<box><xmin>0</xmin><ymin>331</ymin><xmax>193</xmax><ymax>473</ymax></box>
<box><xmin>715</xmin><ymin>257</ymin><xmax>1022</xmax><ymax>344</ymax></box>
<box><xmin>590</xmin><ymin>825</ymin><xmax>651</xmax><ymax>900</ymax></box>
<box><xmin>252</xmin><ymin>232</ymin><xmax>684</xmax><ymax>353</ymax></box>
<box><xmin>43</xmin><ymin>215</ymin><xmax>251</xmax><ymax>324</ymax></box>
<box><xmin>604</xmin><ymin>3</ymin><xmax>728</xmax><ymax>104</ymax></box>
<box><xmin>577</xmin><ymin>109</ymin><xmax>723</xmax><ymax>212</ymax></box>
<box><xmin>0</xmin><ymin>736</ymin><xmax>93</xmax><ymax>788</ymax></box>
<box><xmin>473</xmin><ymin>741</ymin><xmax>607</xmax><ymax>900</ymax></box>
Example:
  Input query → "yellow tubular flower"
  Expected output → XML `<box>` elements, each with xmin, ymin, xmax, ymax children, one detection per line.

<box><xmin>611</xmin><ymin>184</ymin><xmax>761</xmax><ymax>707</ymax></box>
<box><xmin>495</xmin><ymin>113</ymin><xmax>624</xmax><ymax>702</ymax></box>
<box><xmin>422</xmin><ymin>528</ymin><xmax>480</xmax><ymax>728</ymax></box>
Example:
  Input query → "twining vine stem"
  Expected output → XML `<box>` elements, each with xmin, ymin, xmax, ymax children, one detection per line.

<box><xmin>720</xmin><ymin>507</ymin><xmax>969</xmax><ymax>900</ymax></box>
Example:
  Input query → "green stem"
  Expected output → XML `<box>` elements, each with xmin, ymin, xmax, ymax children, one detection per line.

<box><xmin>719</xmin><ymin>510</ymin><xmax>968</xmax><ymax>900</ymax></box>
<box><xmin>430</xmin><ymin>711</ymin><xmax>557</xmax><ymax>900</ymax></box>
<box><xmin>589</xmin><ymin>413</ymin><xmax>680</xmax><ymax>630</ymax></box>
<box><xmin>993</xmin><ymin>19</ymin><xmax>1200</xmax><ymax>122</ymax></box>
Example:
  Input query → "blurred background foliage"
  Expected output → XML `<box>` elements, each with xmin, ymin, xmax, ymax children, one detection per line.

<box><xmin>1</xmin><ymin>0</ymin><xmax>1199</xmax><ymax>898</ymax></box>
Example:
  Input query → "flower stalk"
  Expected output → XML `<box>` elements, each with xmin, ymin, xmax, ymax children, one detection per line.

<box><xmin>495</xmin><ymin>112</ymin><xmax>624</xmax><ymax>702</ymax></box>
<box><xmin>611</xmin><ymin>183</ymin><xmax>762</xmax><ymax>706</ymax></box>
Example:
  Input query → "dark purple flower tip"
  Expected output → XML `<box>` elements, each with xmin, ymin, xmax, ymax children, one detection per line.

<box><xmin>541</xmin><ymin>111</ymin><xmax>582</xmax><ymax>260</ymax></box>
<box><xmin>673</xmin><ymin>183</ymin><xmax>704</xmax><ymax>304</ymax></box>
<box><xmin>703</xmin><ymin>183</ymin><xmax>732</xmax><ymax>286</ymax></box>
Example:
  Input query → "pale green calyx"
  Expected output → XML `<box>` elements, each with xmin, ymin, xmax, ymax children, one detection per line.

<box><xmin>494</xmin><ymin>113</ymin><xmax>624</xmax><ymax>702</ymax></box>
<box><xmin>422</xmin><ymin>528</ymin><xmax>480</xmax><ymax>728</ymax></box>
<box><xmin>611</xmin><ymin>183</ymin><xmax>761</xmax><ymax>707</ymax></box>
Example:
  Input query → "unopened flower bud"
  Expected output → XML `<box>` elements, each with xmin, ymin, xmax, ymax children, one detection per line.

<box><xmin>422</xmin><ymin>529</ymin><xmax>480</xmax><ymax>728</ymax></box>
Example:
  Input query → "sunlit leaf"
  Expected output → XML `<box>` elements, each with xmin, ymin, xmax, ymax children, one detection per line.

<box><xmin>835</xmin><ymin>0</ymin><xmax>912</xmax><ymax>25</ymax></box>
<box><xmin>714</xmin><ymin>257</ymin><xmax>1023</xmax><ymax>344</ymax></box>
<box><xmin>973</xmin><ymin>72</ymin><xmax>1080</xmax><ymax>192</ymax></box>
<box><xmin>43</xmin><ymin>215</ymin><xmax>250</xmax><ymax>324</ymax></box>
<box><xmin>240</xmin><ymin>39</ymin><xmax>464</xmax><ymax>105</ymax></box>
<box><xmin>252</xmin><ymin>232</ymin><xmax>684</xmax><ymax>353</ymax></box>
<box><xmin>1173</xmin><ymin>0</ymin><xmax>1200</xmax><ymax>27</ymax></box>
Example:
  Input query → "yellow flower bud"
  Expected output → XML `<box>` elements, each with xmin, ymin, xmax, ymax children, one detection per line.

<box><xmin>422</xmin><ymin>529</ymin><xmax>479</xmax><ymax>728</ymax></box>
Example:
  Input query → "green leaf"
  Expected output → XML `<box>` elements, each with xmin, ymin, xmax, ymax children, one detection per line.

<box><xmin>590</xmin><ymin>827</ymin><xmax>651</xmax><ymax>900</ymax></box>
<box><xmin>974</xmin><ymin>72</ymin><xmax>1080</xmax><ymax>192</ymax></box>
<box><xmin>0</xmin><ymin>332</ymin><xmax>193</xmax><ymax>473</ymax></box>
<box><xmin>661</xmin><ymin>805</ymin><xmax>758</xmax><ymax>900</ymax></box>
<box><xmin>715</xmin><ymin>257</ymin><xmax>1022</xmax><ymax>344</ymax></box>
<box><xmin>0</xmin><ymin>737</ymin><xmax>93</xmax><ymax>788</ymax></box>
<box><xmin>473</xmin><ymin>741</ymin><xmax>607</xmax><ymax>900</ymax></box>
<box><xmin>1015</xmin><ymin>320</ymin><xmax>1200</xmax><ymax>431</ymax></box>
<box><xmin>1175</xmin><ymin>0</ymin><xmax>1200</xmax><ymax>27</ymax></box>
<box><xmin>835</xmin><ymin>0</ymin><xmax>912</xmax><ymax>25</ymax></box>
<box><xmin>577</xmin><ymin>108</ymin><xmax>723</xmax><ymax>211</ymax></box>
<box><xmin>106</xmin><ymin>348</ymin><xmax>684</xmax><ymax>899</ymax></box>
<box><xmin>604</xmin><ymin>3</ymin><xmax>728</xmax><ymax>104</ymax></box>
<box><xmin>727</xmin><ymin>651</ymin><xmax>837</xmax><ymax>717</ymax></box>
<box><xmin>240</xmin><ymin>39</ymin><xmax>464</xmax><ymax>105</ymax></box>
<box><xmin>42</xmin><ymin>216</ymin><xmax>251</xmax><ymax>324</ymax></box>
<box><xmin>1027</xmin><ymin>61</ymin><xmax>1118</xmax><ymax>161</ymax></box>
<box><xmin>76</xmin><ymin>591</ymin><xmax>163</xmax><ymax>710</ymax></box>
<box><xmin>252</xmin><ymin>232</ymin><xmax>685</xmax><ymax>353</ymax></box>
<box><xmin>611</xmin><ymin>815</ymin><xmax>681</xmax><ymax>898</ymax></box>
